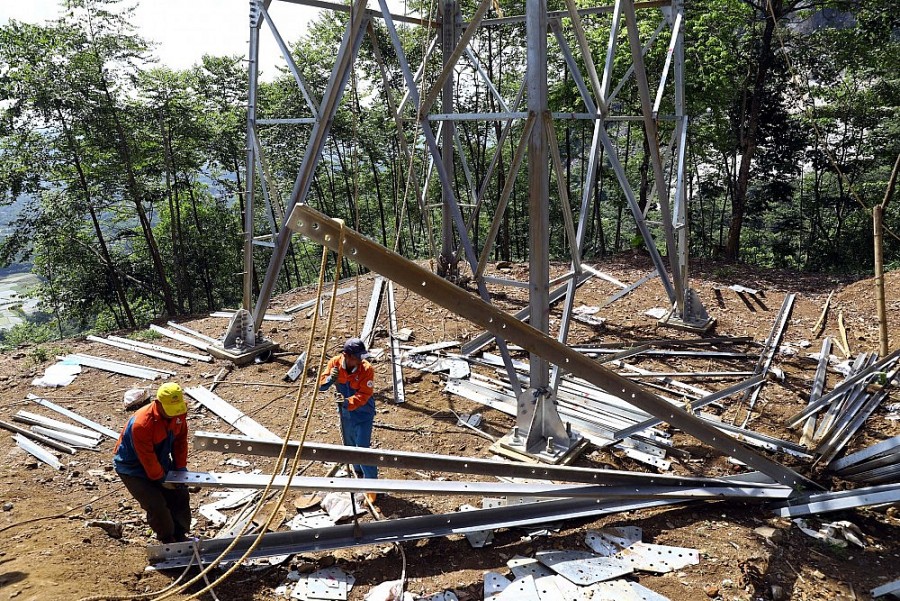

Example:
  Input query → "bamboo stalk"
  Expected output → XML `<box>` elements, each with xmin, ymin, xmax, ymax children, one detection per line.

<box><xmin>837</xmin><ymin>311</ymin><xmax>851</xmax><ymax>358</ymax></box>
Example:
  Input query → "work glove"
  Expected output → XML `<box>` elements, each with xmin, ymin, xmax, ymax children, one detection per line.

<box><xmin>329</xmin><ymin>366</ymin><xmax>340</xmax><ymax>381</ymax></box>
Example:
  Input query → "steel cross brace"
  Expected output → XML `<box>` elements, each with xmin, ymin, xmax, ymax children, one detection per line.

<box><xmin>165</xmin><ymin>471</ymin><xmax>792</xmax><ymax>501</ymax></box>
<box><xmin>287</xmin><ymin>206</ymin><xmax>815</xmax><ymax>490</ymax></box>
<box><xmin>148</xmin><ymin>471</ymin><xmax>777</xmax><ymax>568</ymax></box>
<box><xmin>193</xmin><ymin>431</ymin><xmax>786</xmax><ymax>489</ymax></box>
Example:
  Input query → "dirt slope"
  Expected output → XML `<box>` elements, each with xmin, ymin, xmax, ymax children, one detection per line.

<box><xmin>1</xmin><ymin>255</ymin><xmax>898</xmax><ymax>601</ymax></box>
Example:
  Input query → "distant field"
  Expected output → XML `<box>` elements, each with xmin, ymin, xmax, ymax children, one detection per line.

<box><xmin>0</xmin><ymin>270</ymin><xmax>41</xmax><ymax>331</ymax></box>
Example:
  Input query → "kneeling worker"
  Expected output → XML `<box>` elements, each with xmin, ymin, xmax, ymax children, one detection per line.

<box><xmin>114</xmin><ymin>382</ymin><xmax>192</xmax><ymax>543</ymax></box>
<box><xmin>319</xmin><ymin>337</ymin><xmax>378</xmax><ymax>502</ymax></box>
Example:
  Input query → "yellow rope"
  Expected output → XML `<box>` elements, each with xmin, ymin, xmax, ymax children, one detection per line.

<box><xmin>175</xmin><ymin>225</ymin><xmax>346</xmax><ymax>600</ymax></box>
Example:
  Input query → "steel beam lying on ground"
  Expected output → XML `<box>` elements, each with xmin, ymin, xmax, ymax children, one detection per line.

<box><xmin>106</xmin><ymin>335</ymin><xmax>213</xmax><ymax>362</ymax></box>
<box><xmin>61</xmin><ymin>353</ymin><xmax>170</xmax><ymax>380</ymax></box>
<box><xmin>287</xmin><ymin>206</ymin><xmax>814</xmax><ymax>490</ymax></box>
<box><xmin>184</xmin><ymin>388</ymin><xmax>280</xmax><ymax>442</ymax></box>
<box><xmin>166</xmin><ymin>471</ymin><xmax>792</xmax><ymax>501</ymax></box>
<box><xmin>149</xmin><ymin>472</ymin><xmax>776</xmax><ymax>568</ymax></box>
<box><xmin>460</xmin><ymin>272</ymin><xmax>592</xmax><ymax>356</ymax></box>
<box><xmin>193</xmin><ymin>431</ymin><xmax>782</xmax><ymax>489</ymax></box>
<box><xmin>774</xmin><ymin>483</ymin><xmax>900</xmax><ymax>517</ymax></box>
<box><xmin>786</xmin><ymin>350</ymin><xmax>900</xmax><ymax>427</ymax></box>
<box><xmin>86</xmin><ymin>335</ymin><xmax>190</xmax><ymax>366</ymax></box>
<box><xmin>27</xmin><ymin>394</ymin><xmax>120</xmax><ymax>439</ymax></box>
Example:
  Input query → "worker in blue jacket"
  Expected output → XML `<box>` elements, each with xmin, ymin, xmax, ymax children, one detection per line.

<box><xmin>319</xmin><ymin>338</ymin><xmax>378</xmax><ymax>501</ymax></box>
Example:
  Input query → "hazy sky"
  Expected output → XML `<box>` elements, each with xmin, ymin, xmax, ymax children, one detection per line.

<box><xmin>0</xmin><ymin>0</ymin><xmax>317</xmax><ymax>80</ymax></box>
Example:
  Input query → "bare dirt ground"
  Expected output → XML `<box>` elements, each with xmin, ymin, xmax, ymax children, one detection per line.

<box><xmin>1</xmin><ymin>254</ymin><xmax>899</xmax><ymax>601</ymax></box>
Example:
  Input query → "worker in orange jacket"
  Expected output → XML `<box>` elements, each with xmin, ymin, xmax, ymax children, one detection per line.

<box><xmin>319</xmin><ymin>338</ymin><xmax>378</xmax><ymax>491</ymax></box>
<box><xmin>113</xmin><ymin>382</ymin><xmax>191</xmax><ymax>543</ymax></box>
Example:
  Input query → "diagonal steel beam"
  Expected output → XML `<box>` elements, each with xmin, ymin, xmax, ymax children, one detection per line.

<box><xmin>260</xmin><ymin>2</ymin><xmax>320</xmax><ymax>117</ymax></box>
<box><xmin>377</xmin><ymin>0</ymin><xmax>522</xmax><ymax>397</ymax></box>
<box><xmin>622</xmin><ymin>0</ymin><xmax>685</xmax><ymax>315</ymax></box>
<box><xmin>287</xmin><ymin>205</ymin><xmax>816</xmax><ymax>490</ymax></box>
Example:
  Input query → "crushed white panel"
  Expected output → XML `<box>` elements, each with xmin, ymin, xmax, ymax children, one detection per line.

<box><xmin>592</xmin><ymin>580</ymin><xmax>671</xmax><ymax>601</ymax></box>
<box><xmin>28</xmin><ymin>394</ymin><xmax>119</xmax><ymax>439</ymax></box>
<box><xmin>401</xmin><ymin>353</ymin><xmax>470</xmax><ymax>379</ymax></box>
<box><xmin>184</xmin><ymin>387</ymin><xmax>280</xmax><ymax>441</ymax></box>
<box><xmin>484</xmin><ymin>572</ymin><xmax>511</xmax><ymax>599</ymax></box>
<box><xmin>495</xmin><ymin>575</ymin><xmax>541</xmax><ymax>601</ymax></box>
<box><xmin>644</xmin><ymin>307</ymin><xmax>668</xmax><ymax>319</ymax></box>
<box><xmin>14</xmin><ymin>434</ymin><xmax>63</xmax><ymax>470</ymax></box>
<box><xmin>508</xmin><ymin>556</ymin><xmax>555</xmax><ymax>580</ymax></box>
<box><xmin>31</xmin><ymin>361</ymin><xmax>81</xmax><ymax>387</ymax></box>
<box><xmin>615</xmin><ymin>542</ymin><xmax>700</xmax><ymax>573</ymax></box>
<box><xmin>585</xmin><ymin>527</ymin><xmax>643</xmax><ymax>556</ymax></box>
<box><xmin>149</xmin><ymin>324</ymin><xmax>210</xmax><ymax>350</ymax></box>
<box><xmin>61</xmin><ymin>353</ymin><xmax>164</xmax><ymax>380</ymax></box>
<box><xmin>535</xmin><ymin>550</ymin><xmax>633</xmax><ymax>585</ymax></box>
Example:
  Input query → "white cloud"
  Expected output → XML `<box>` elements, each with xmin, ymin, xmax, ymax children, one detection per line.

<box><xmin>0</xmin><ymin>0</ymin><xmax>316</xmax><ymax>80</ymax></box>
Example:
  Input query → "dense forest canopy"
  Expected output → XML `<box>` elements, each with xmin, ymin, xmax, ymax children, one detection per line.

<box><xmin>0</xmin><ymin>0</ymin><xmax>897</xmax><ymax>345</ymax></box>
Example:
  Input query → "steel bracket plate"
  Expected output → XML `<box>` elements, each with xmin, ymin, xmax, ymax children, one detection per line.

<box><xmin>615</xmin><ymin>542</ymin><xmax>700</xmax><ymax>573</ymax></box>
<box><xmin>535</xmin><ymin>550</ymin><xmax>633</xmax><ymax>585</ymax></box>
<box><xmin>585</xmin><ymin>527</ymin><xmax>643</xmax><ymax>555</ymax></box>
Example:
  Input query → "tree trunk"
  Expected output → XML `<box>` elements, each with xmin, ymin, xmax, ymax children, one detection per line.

<box><xmin>724</xmin><ymin>0</ymin><xmax>782</xmax><ymax>260</ymax></box>
<box><xmin>56</xmin><ymin>107</ymin><xmax>137</xmax><ymax>328</ymax></box>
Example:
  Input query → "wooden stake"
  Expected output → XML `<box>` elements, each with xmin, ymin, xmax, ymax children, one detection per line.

<box><xmin>837</xmin><ymin>310</ymin><xmax>851</xmax><ymax>358</ymax></box>
<box><xmin>811</xmin><ymin>289</ymin><xmax>834</xmax><ymax>338</ymax></box>
<box><xmin>874</xmin><ymin>153</ymin><xmax>899</xmax><ymax>356</ymax></box>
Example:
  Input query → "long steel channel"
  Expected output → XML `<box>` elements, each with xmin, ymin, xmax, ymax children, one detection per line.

<box><xmin>148</xmin><ymin>473</ymin><xmax>776</xmax><ymax>568</ymax></box>
<box><xmin>193</xmin><ymin>431</ymin><xmax>782</xmax><ymax>488</ymax></box>
<box><xmin>286</xmin><ymin>205</ymin><xmax>816</xmax><ymax>490</ymax></box>
<box><xmin>165</xmin><ymin>471</ymin><xmax>792</xmax><ymax>501</ymax></box>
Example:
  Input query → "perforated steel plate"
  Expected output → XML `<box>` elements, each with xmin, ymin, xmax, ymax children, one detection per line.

<box><xmin>615</xmin><ymin>542</ymin><xmax>700</xmax><ymax>573</ymax></box>
<box><xmin>591</xmin><ymin>579</ymin><xmax>671</xmax><ymax>601</ymax></box>
<box><xmin>496</xmin><ymin>575</ymin><xmax>541</xmax><ymax>601</ymax></box>
<box><xmin>535</xmin><ymin>550</ymin><xmax>633</xmax><ymax>585</ymax></box>
<box><xmin>508</xmin><ymin>555</ymin><xmax>556</xmax><ymax>580</ymax></box>
<box><xmin>585</xmin><ymin>527</ymin><xmax>643</xmax><ymax>556</ymax></box>
<box><xmin>484</xmin><ymin>571</ymin><xmax>511</xmax><ymax>599</ymax></box>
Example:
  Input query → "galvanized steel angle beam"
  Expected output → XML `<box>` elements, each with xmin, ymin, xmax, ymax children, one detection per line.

<box><xmin>774</xmin><ymin>483</ymin><xmax>900</xmax><ymax>517</ymax></box>
<box><xmin>106</xmin><ymin>335</ymin><xmax>213</xmax><ymax>362</ymax></box>
<box><xmin>871</xmin><ymin>578</ymin><xmax>900</xmax><ymax>599</ymax></box>
<box><xmin>86</xmin><ymin>335</ymin><xmax>190</xmax><ymax>366</ymax></box>
<box><xmin>614</xmin><ymin>375</ymin><xmax>764</xmax><ymax>440</ymax></box>
<box><xmin>166</xmin><ymin>470</ymin><xmax>792</xmax><ymax>500</ymax></box>
<box><xmin>13</xmin><ymin>410</ymin><xmax>103</xmax><ymax>443</ymax></box>
<box><xmin>816</xmin><ymin>390</ymin><xmax>890</xmax><ymax>466</ymax></box>
<box><xmin>737</xmin><ymin>293</ymin><xmax>795</xmax><ymax>428</ymax></box>
<box><xmin>63</xmin><ymin>353</ymin><xmax>170</xmax><ymax>380</ymax></box>
<box><xmin>148</xmin><ymin>473</ymin><xmax>772</xmax><ymax>568</ymax></box>
<box><xmin>27</xmin><ymin>394</ymin><xmax>119</xmax><ymax>439</ymax></box>
<box><xmin>829</xmin><ymin>435</ymin><xmax>900</xmax><ymax>473</ymax></box>
<box><xmin>148</xmin><ymin>324</ymin><xmax>209</xmax><ymax>350</ymax></box>
<box><xmin>288</xmin><ymin>205</ymin><xmax>815</xmax><ymax>490</ymax></box>
<box><xmin>13</xmin><ymin>433</ymin><xmax>63</xmax><ymax>470</ymax></box>
<box><xmin>184</xmin><ymin>387</ymin><xmax>280</xmax><ymax>442</ymax></box>
<box><xmin>385</xmin><ymin>281</ymin><xmax>406</xmax><ymax>404</ymax></box>
<box><xmin>787</xmin><ymin>349</ymin><xmax>900</xmax><ymax>427</ymax></box>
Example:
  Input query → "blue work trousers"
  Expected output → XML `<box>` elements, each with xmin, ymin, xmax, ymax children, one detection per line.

<box><xmin>338</xmin><ymin>407</ymin><xmax>378</xmax><ymax>479</ymax></box>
